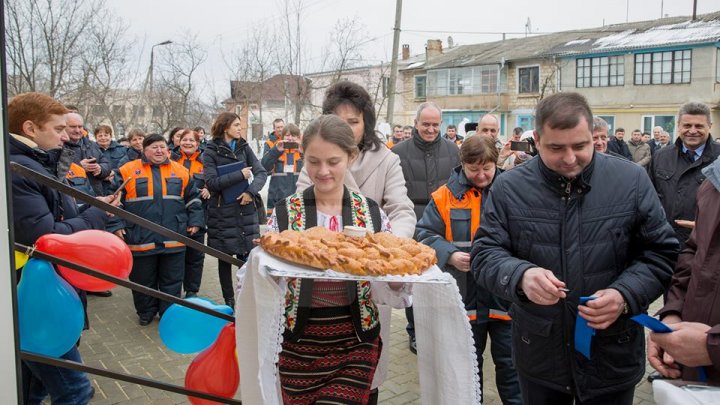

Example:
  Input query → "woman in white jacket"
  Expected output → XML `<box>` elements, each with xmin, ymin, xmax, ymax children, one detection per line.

<box><xmin>296</xmin><ymin>81</ymin><xmax>416</xmax><ymax>404</ymax></box>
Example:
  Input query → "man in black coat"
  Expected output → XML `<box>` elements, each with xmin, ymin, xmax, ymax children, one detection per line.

<box><xmin>648</xmin><ymin>101</ymin><xmax>720</xmax><ymax>249</ymax></box>
<box><xmin>392</xmin><ymin>102</ymin><xmax>460</xmax><ymax>354</ymax></box>
<box><xmin>606</xmin><ymin>127</ymin><xmax>633</xmax><ymax>160</ymax></box>
<box><xmin>62</xmin><ymin>112</ymin><xmax>112</xmax><ymax>196</ymax></box>
<box><xmin>471</xmin><ymin>92</ymin><xmax>678</xmax><ymax>404</ymax></box>
<box><xmin>9</xmin><ymin>92</ymin><xmax>119</xmax><ymax>405</ymax></box>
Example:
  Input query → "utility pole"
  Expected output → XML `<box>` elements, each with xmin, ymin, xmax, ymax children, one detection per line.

<box><xmin>386</xmin><ymin>0</ymin><xmax>402</xmax><ymax>125</ymax></box>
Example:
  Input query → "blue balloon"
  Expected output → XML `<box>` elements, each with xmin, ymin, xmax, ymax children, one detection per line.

<box><xmin>18</xmin><ymin>258</ymin><xmax>84</xmax><ymax>358</ymax></box>
<box><xmin>159</xmin><ymin>297</ymin><xmax>232</xmax><ymax>354</ymax></box>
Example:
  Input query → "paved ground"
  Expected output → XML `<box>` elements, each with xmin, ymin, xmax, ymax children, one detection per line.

<box><xmin>77</xmin><ymin>254</ymin><xmax>661</xmax><ymax>404</ymax></box>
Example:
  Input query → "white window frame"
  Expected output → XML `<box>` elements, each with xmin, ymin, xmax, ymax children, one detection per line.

<box><xmin>516</xmin><ymin>64</ymin><xmax>540</xmax><ymax>94</ymax></box>
<box><xmin>641</xmin><ymin>115</ymin><xmax>676</xmax><ymax>139</ymax></box>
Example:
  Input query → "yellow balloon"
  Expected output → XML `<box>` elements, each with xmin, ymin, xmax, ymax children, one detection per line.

<box><xmin>15</xmin><ymin>251</ymin><xmax>28</xmax><ymax>270</ymax></box>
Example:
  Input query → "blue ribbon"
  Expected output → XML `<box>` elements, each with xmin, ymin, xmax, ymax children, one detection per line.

<box><xmin>574</xmin><ymin>296</ymin><xmax>596</xmax><ymax>360</ymax></box>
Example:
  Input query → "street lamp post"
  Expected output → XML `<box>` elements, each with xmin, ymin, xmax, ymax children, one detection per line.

<box><xmin>133</xmin><ymin>40</ymin><xmax>171</xmax><ymax>131</ymax></box>
<box><xmin>148</xmin><ymin>40</ymin><xmax>172</xmax><ymax>96</ymax></box>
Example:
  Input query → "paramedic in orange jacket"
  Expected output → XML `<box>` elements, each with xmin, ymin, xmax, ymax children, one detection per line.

<box><xmin>415</xmin><ymin>135</ymin><xmax>521</xmax><ymax>404</ymax></box>
<box><xmin>114</xmin><ymin>134</ymin><xmax>205</xmax><ymax>326</ymax></box>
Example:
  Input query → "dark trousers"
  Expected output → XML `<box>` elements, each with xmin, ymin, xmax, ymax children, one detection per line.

<box><xmin>473</xmin><ymin>320</ymin><xmax>522</xmax><ymax>405</ymax></box>
<box><xmin>129</xmin><ymin>252</ymin><xmax>184</xmax><ymax>318</ymax></box>
<box><xmin>218</xmin><ymin>254</ymin><xmax>247</xmax><ymax>300</ymax></box>
<box><xmin>519</xmin><ymin>375</ymin><xmax>635</xmax><ymax>405</ymax></box>
<box><xmin>182</xmin><ymin>231</ymin><xmax>205</xmax><ymax>293</ymax></box>
<box><xmin>405</xmin><ymin>306</ymin><xmax>415</xmax><ymax>338</ymax></box>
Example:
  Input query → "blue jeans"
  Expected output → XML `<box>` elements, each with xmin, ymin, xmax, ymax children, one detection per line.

<box><xmin>22</xmin><ymin>345</ymin><xmax>93</xmax><ymax>405</ymax></box>
<box><xmin>472</xmin><ymin>320</ymin><xmax>522</xmax><ymax>405</ymax></box>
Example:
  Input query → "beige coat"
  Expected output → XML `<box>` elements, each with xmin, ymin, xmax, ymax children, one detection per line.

<box><xmin>295</xmin><ymin>144</ymin><xmax>416</xmax><ymax>390</ymax></box>
<box><xmin>296</xmin><ymin>145</ymin><xmax>416</xmax><ymax>238</ymax></box>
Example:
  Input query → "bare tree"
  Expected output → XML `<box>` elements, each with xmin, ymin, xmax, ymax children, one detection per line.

<box><xmin>5</xmin><ymin>0</ymin><xmax>104</xmax><ymax>98</ymax></box>
<box><xmin>152</xmin><ymin>33</ymin><xmax>208</xmax><ymax>132</ymax></box>
<box><xmin>226</xmin><ymin>27</ymin><xmax>279</xmax><ymax>129</ymax></box>
<box><xmin>73</xmin><ymin>7</ymin><xmax>136</xmax><ymax>130</ymax></box>
<box><xmin>274</xmin><ymin>0</ymin><xmax>311</xmax><ymax>124</ymax></box>
<box><xmin>322</xmin><ymin>17</ymin><xmax>370</xmax><ymax>83</ymax></box>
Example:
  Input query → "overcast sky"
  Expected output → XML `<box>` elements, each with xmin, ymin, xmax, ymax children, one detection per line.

<box><xmin>107</xmin><ymin>0</ymin><xmax>719</xmax><ymax>100</ymax></box>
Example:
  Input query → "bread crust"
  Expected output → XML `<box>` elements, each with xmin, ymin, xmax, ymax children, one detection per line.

<box><xmin>259</xmin><ymin>226</ymin><xmax>437</xmax><ymax>276</ymax></box>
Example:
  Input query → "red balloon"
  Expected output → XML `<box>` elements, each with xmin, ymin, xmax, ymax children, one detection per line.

<box><xmin>35</xmin><ymin>230</ymin><xmax>132</xmax><ymax>292</ymax></box>
<box><xmin>185</xmin><ymin>324</ymin><xmax>239</xmax><ymax>405</ymax></box>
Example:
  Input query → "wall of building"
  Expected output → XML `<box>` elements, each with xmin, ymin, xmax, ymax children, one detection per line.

<box><xmin>561</xmin><ymin>46</ymin><xmax>720</xmax><ymax>137</ymax></box>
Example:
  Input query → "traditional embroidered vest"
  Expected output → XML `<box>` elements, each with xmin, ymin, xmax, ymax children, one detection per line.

<box><xmin>275</xmin><ymin>186</ymin><xmax>383</xmax><ymax>343</ymax></box>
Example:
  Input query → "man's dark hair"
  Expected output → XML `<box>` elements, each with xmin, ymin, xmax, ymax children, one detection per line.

<box><xmin>322</xmin><ymin>81</ymin><xmax>381</xmax><ymax>152</ymax></box>
<box><xmin>632</xmin><ymin>129</ymin><xmax>642</xmax><ymax>133</ymax></box>
<box><xmin>142</xmin><ymin>133</ymin><xmax>166</xmax><ymax>149</ymax></box>
<box><xmin>513</xmin><ymin>127</ymin><xmax>524</xmax><ymax>136</ymax></box>
<box><xmin>615</xmin><ymin>127</ymin><xmax>625</xmax><ymax>134</ymax></box>
<box><xmin>535</xmin><ymin>93</ymin><xmax>592</xmax><ymax>136</ymax></box>
<box><xmin>642</xmin><ymin>131</ymin><xmax>651</xmax><ymax>136</ymax></box>
<box><xmin>446</xmin><ymin>124</ymin><xmax>457</xmax><ymax>130</ymax></box>
<box><xmin>272</xmin><ymin>118</ymin><xmax>285</xmax><ymax>126</ymax></box>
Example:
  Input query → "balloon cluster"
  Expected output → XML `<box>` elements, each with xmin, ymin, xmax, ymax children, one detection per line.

<box><xmin>17</xmin><ymin>230</ymin><xmax>240</xmax><ymax>402</ymax></box>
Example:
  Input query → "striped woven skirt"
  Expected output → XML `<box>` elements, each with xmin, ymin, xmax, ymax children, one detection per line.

<box><xmin>278</xmin><ymin>306</ymin><xmax>381</xmax><ymax>405</ymax></box>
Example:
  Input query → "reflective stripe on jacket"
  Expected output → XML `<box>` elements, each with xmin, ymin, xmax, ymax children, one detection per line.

<box><xmin>118</xmin><ymin>158</ymin><xmax>203</xmax><ymax>255</ymax></box>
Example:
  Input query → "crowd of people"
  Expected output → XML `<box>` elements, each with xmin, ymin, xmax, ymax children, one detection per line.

<box><xmin>7</xmin><ymin>83</ymin><xmax>720</xmax><ymax>404</ymax></box>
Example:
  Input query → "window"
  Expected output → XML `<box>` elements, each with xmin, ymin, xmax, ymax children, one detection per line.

<box><xmin>516</xmin><ymin>115</ymin><xmax>535</xmax><ymax>132</ymax></box>
<box><xmin>518</xmin><ymin>66</ymin><xmax>539</xmax><ymax>93</ymax></box>
<box><xmin>642</xmin><ymin>115</ymin><xmax>675</xmax><ymax>140</ymax></box>
<box><xmin>426</xmin><ymin>65</ymin><xmax>499</xmax><ymax>96</ymax></box>
<box><xmin>634</xmin><ymin>50</ymin><xmax>691</xmax><ymax>85</ymax></box>
<box><xmin>576</xmin><ymin>56</ymin><xmax>624</xmax><ymax>88</ymax></box>
<box><xmin>382</xmin><ymin>76</ymin><xmax>390</xmax><ymax>97</ymax></box>
<box><xmin>414</xmin><ymin>75</ymin><xmax>426</xmax><ymax>98</ymax></box>
<box><xmin>597</xmin><ymin>115</ymin><xmax>615</xmax><ymax>133</ymax></box>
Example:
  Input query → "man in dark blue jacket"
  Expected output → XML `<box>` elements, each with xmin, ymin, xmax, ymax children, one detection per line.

<box><xmin>9</xmin><ymin>92</ymin><xmax>119</xmax><ymax>405</ymax></box>
<box><xmin>606</xmin><ymin>127</ymin><xmax>633</xmax><ymax>160</ymax></box>
<box><xmin>471</xmin><ymin>92</ymin><xmax>678</xmax><ymax>404</ymax></box>
<box><xmin>62</xmin><ymin>112</ymin><xmax>112</xmax><ymax>196</ymax></box>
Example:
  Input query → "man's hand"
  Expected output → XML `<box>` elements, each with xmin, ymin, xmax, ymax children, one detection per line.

<box><xmin>80</xmin><ymin>158</ymin><xmax>101</xmax><ymax>176</ymax></box>
<box><xmin>275</xmin><ymin>140</ymin><xmax>285</xmax><ymax>152</ymax></box>
<box><xmin>652</xmin><ymin>322</ymin><xmax>713</xmax><ymax>368</ymax></box>
<box><xmin>519</xmin><ymin>267</ymin><xmax>566</xmax><ymax>305</ymax></box>
<box><xmin>578</xmin><ymin>288</ymin><xmax>625</xmax><ymax>330</ymax></box>
<box><xmin>187</xmin><ymin>226</ymin><xmax>200</xmax><ymax>236</ymax></box>
<box><xmin>200</xmin><ymin>187</ymin><xmax>211</xmax><ymax>199</ymax></box>
<box><xmin>648</xmin><ymin>333</ymin><xmax>682</xmax><ymax>378</ymax></box>
<box><xmin>96</xmin><ymin>194</ymin><xmax>121</xmax><ymax>209</ymax></box>
<box><xmin>499</xmin><ymin>141</ymin><xmax>513</xmax><ymax>160</ymax></box>
<box><xmin>104</xmin><ymin>171</ymin><xmax>115</xmax><ymax>182</ymax></box>
<box><xmin>114</xmin><ymin>229</ymin><xmax>125</xmax><ymax>240</ymax></box>
<box><xmin>238</xmin><ymin>192</ymin><xmax>253</xmax><ymax>205</ymax></box>
<box><xmin>674</xmin><ymin>219</ymin><xmax>695</xmax><ymax>229</ymax></box>
<box><xmin>447</xmin><ymin>251</ymin><xmax>470</xmax><ymax>272</ymax></box>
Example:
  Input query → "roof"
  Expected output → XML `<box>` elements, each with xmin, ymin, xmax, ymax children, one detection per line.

<box><xmin>403</xmin><ymin>11</ymin><xmax>720</xmax><ymax>71</ymax></box>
